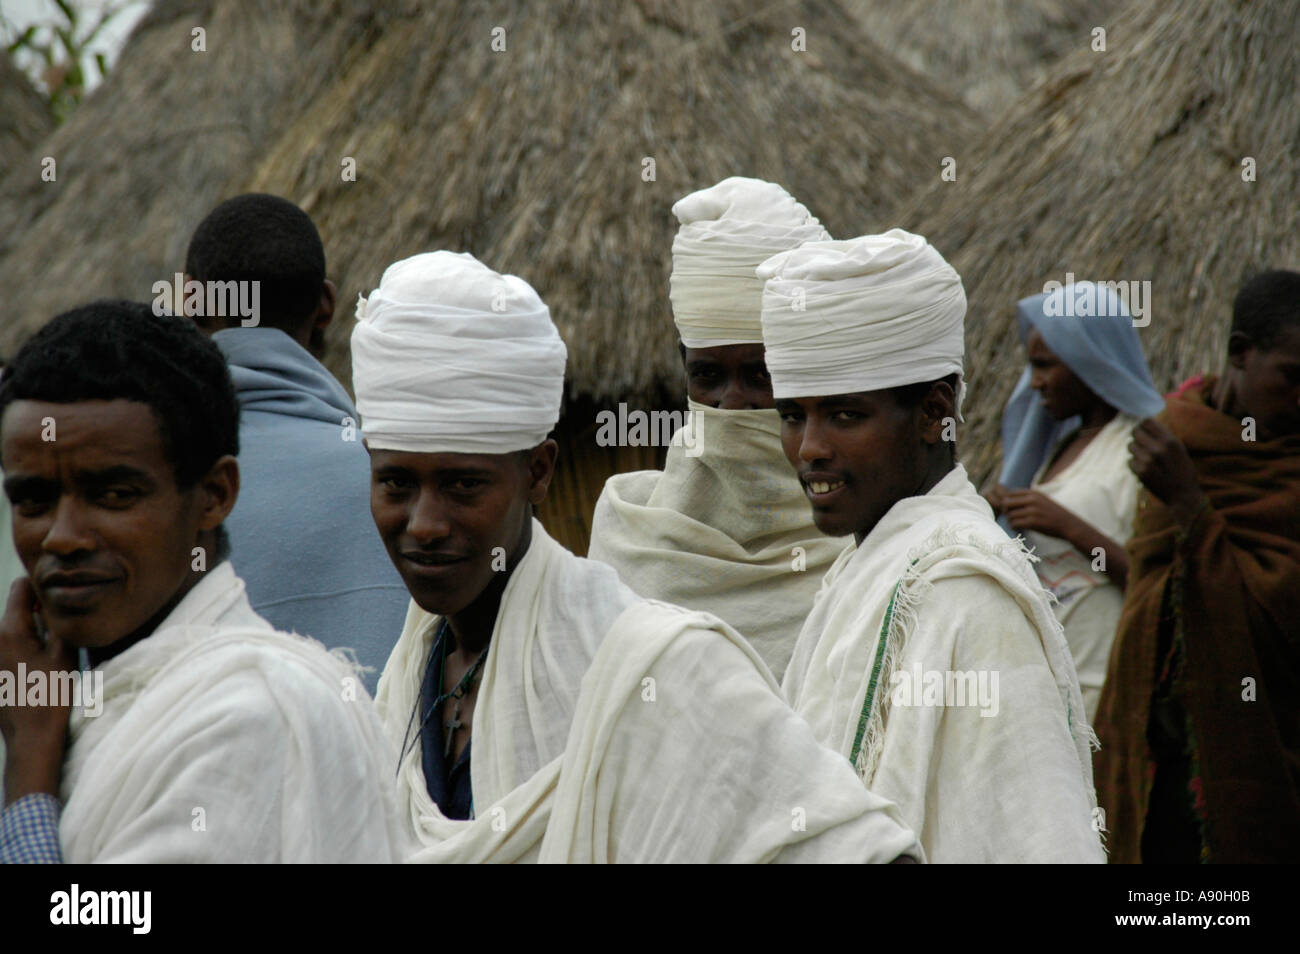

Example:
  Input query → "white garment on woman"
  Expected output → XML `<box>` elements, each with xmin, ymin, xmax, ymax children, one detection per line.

<box><xmin>1023</xmin><ymin>413</ymin><xmax>1140</xmax><ymax>721</ymax></box>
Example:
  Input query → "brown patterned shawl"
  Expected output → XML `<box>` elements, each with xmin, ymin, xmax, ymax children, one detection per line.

<box><xmin>1094</xmin><ymin>377</ymin><xmax>1300</xmax><ymax>863</ymax></box>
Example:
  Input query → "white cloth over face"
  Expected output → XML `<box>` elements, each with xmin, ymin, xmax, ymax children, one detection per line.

<box><xmin>588</xmin><ymin>399</ymin><xmax>849</xmax><ymax>680</ymax></box>
<box><xmin>757</xmin><ymin>229</ymin><xmax>966</xmax><ymax>406</ymax></box>
<box><xmin>351</xmin><ymin>251</ymin><xmax>567</xmax><ymax>454</ymax></box>
<box><xmin>376</xmin><ymin>520</ymin><xmax>922</xmax><ymax>863</ymax></box>
<box><xmin>59</xmin><ymin>562</ymin><xmax>411</xmax><ymax>862</ymax></box>
<box><xmin>782</xmin><ymin>465</ymin><xmax>1105</xmax><ymax>863</ymax></box>
<box><xmin>1026</xmin><ymin>414</ymin><xmax>1141</xmax><ymax>722</ymax></box>
<box><xmin>671</xmin><ymin>177</ymin><xmax>830</xmax><ymax>348</ymax></box>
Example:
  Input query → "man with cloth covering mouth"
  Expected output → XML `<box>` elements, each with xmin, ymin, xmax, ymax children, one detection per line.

<box><xmin>589</xmin><ymin>176</ymin><xmax>848</xmax><ymax>681</ymax></box>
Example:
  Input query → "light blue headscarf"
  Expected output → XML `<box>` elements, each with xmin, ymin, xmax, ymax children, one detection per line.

<box><xmin>997</xmin><ymin>282</ymin><xmax>1164</xmax><ymax>532</ymax></box>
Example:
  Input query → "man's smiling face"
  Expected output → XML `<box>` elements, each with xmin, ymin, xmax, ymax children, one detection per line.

<box><xmin>368</xmin><ymin>448</ymin><xmax>543</xmax><ymax>618</ymax></box>
<box><xmin>1</xmin><ymin>399</ymin><xmax>209</xmax><ymax>648</ymax></box>
<box><xmin>775</xmin><ymin>390</ymin><xmax>933</xmax><ymax>541</ymax></box>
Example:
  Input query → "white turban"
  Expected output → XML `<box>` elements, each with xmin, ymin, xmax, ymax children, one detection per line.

<box><xmin>670</xmin><ymin>177</ymin><xmax>830</xmax><ymax>348</ymax></box>
<box><xmin>757</xmin><ymin>229</ymin><xmax>966</xmax><ymax>408</ymax></box>
<box><xmin>351</xmin><ymin>251</ymin><xmax>567</xmax><ymax>454</ymax></box>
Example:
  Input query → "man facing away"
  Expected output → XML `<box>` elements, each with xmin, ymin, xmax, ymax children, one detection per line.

<box><xmin>353</xmin><ymin>250</ymin><xmax>922</xmax><ymax>862</ymax></box>
<box><xmin>183</xmin><ymin>193</ymin><xmax>408</xmax><ymax>692</ymax></box>
<box><xmin>762</xmin><ymin>231</ymin><xmax>1105</xmax><ymax>863</ymax></box>
<box><xmin>589</xmin><ymin>177</ymin><xmax>848</xmax><ymax>680</ymax></box>
<box><xmin>0</xmin><ymin>302</ymin><xmax>407</xmax><ymax>862</ymax></box>
<box><xmin>1095</xmin><ymin>268</ymin><xmax>1300</xmax><ymax>863</ymax></box>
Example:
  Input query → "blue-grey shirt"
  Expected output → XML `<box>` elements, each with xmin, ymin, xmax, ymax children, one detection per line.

<box><xmin>214</xmin><ymin>328</ymin><xmax>409</xmax><ymax>695</ymax></box>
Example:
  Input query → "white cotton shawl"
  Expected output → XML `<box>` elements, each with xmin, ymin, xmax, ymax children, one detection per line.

<box><xmin>588</xmin><ymin>399</ymin><xmax>849</xmax><ymax>680</ymax></box>
<box><xmin>670</xmin><ymin>176</ymin><xmax>830</xmax><ymax>347</ymax></box>
<box><xmin>351</xmin><ymin>251</ymin><xmax>567</xmax><ymax>454</ymax></box>
<box><xmin>376</xmin><ymin>519</ymin><xmax>922</xmax><ymax>863</ymax></box>
<box><xmin>59</xmin><ymin>562</ymin><xmax>410</xmax><ymax>862</ymax></box>
<box><xmin>782</xmin><ymin>465</ymin><xmax>1105</xmax><ymax>863</ymax></box>
<box><xmin>757</xmin><ymin>229</ymin><xmax>966</xmax><ymax>409</ymax></box>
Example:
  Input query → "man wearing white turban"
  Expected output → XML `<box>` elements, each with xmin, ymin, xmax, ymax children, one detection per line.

<box><xmin>761</xmin><ymin>230</ymin><xmax>1105</xmax><ymax>863</ymax></box>
<box><xmin>353</xmin><ymin>250</ymin><xmax>922</xmax><ymax>862</ymax></box>
<box><xmin>588</xmin><ymin>177</ymin><xmax>848</xmax><ymax>679</ymax></box>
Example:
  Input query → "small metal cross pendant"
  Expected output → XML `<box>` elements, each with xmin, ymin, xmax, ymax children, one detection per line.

<box><xmin>443</xmin><ymin>701</ymin><xmax>463</xmax><ymax>758</ymax></box>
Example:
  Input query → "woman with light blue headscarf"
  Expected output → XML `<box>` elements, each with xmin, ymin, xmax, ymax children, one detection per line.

<box><xmin>986</xmin><ymin>282</ymin><xmax>1164</xmax><ymax>720</ymax></box>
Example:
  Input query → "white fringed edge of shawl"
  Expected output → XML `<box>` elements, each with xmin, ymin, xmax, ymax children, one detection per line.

<box><xmin>851</xmin><ymin>569</ymin><xmax>932</xmax><ymax>786</ymax></box>
<box><xmin>851</xmin><ymin>525</ymin><xmax>1102</xmax><ymax>796</ymax></box>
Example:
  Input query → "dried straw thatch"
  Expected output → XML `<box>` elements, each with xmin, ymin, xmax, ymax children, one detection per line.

<box><xmin>0</xmin><ymin>55</ymin><xmax>53</xmax><ymax>193</ymax></box>
<box><xmin>0</xmin><ymin>0</ymin><xmax>392</xmax><ymax>354</ymax></box>
<box><xmin>236</xmin><ymin>0</ymin><xmax>980</xmax><ymax>551</ymax></box>
<box><xmin>896</xmin><ymin>0</ymin><xmax>1300</xmax><ymax>487</ymax></box>
<box><xmin>0</xmin><ymin>0</ymin><xmax>981</xmax><ymax>552</ymax></box>
<box><xmin>239</xmin><ymin>0</ymin><xmax>979</xmax><ymax>405</ymax></box>
<box><xmin>844</xmin><ymin>0</ymin><xmax>1127</xmax><ymax>115</ymax></box>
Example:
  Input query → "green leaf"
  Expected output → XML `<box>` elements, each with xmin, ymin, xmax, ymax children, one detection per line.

<box><xmin>6</xmin><ymin>24</ymin><xmax>37</xmax><ymax>53</ymax></box>
<box><xmin>53</xmin><ymin>0</ymin><xmax>77</xmax><ymax>30</ymax></box>
<box><xmin>56</xmin><ymin>25</ymin><xmax>77</xmax><ymax>61</ymax></box>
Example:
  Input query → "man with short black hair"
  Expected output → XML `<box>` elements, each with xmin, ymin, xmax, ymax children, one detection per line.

<box><xmin>184</xmin><ymin>194</ymin><xmax>407</xmax><ymax>691</ymax></box>
<box><xmin>1095</xmin><ymin>268</ymin><xmax>1300</xmax><ymax>863</ymax></box>
<box><xmin>761</xmin><ymin>231</ymin><xmax>1104</xmax><ymax>863</ymax></box>
<box><xmin>184</xmin><ymin>191</ymin><xmax>334</xmax><ymax>355</ymax></box>
<box><xmin>0</xmin><ymin>301</ymin><xmax>406</xmax><ymax>862</ymax></box>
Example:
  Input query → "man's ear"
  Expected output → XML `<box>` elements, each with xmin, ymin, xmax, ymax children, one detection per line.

<box><xmin>919</xmin><ymin>380</ymin><xmax>956</xmax><ymax>444</ymax></box>
<box><xmin>182</xmin><ymin>272</ymin><xmax>216</xmax><ymax>335</ymax></box>
<box><xmin>527</xmin><ymin>440</ymin><xmax>559</xmax><ymax>506</ymax></box>
<box><xmin>1226</xmin><ymin>330</ymin><xmax>1253</xmax><ymax>369</ymax></box>
<box><xmin>195</xmin><ymin>455</ymin><xmax>240</xmax><ymax>531</ymax></box>
<box><xmin>315</xmin><ymin>279</ymin><xmax>337</xmax><ymax>333</ymax></box>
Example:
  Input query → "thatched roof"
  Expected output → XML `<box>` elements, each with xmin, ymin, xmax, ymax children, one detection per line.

<box><xmin>0</xmin><ymin>1</ymin><xmax>980</xmax><ymax>405</ymax></box>
<box><xmin>232</xmin><ymin>0</ymin><xmax>979</xmax><ymax>403</ymax></box>
<box><xmin>844</xmin><ymin>0</ymin><xmax>1128</xmax><ymax>115</ymax></box>
<box><xmin>0</xmin><ymin>0</ymin><xmax>392</xmax><ymax>359</ymax></box>
<box><xmin>0</xmin><ymin>55</ymin><xmax>52</xmax><ymax>186</ymax></box>
<box><xmin>896</xmin><ymin>0</ymin><xmax>1299</xmax><ymax>486</ymax></box>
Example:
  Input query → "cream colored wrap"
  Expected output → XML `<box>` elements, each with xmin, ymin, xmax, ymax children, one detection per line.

<box><xmin>783</xmin><ymin>466</ymin><xmax>1105</xmax><ymax>863</ymax></box>
<box><xmin>757</xmin><ymin>229</ymin><xmax>966</xmax><ymax>409</ymax></box>
<box><xmin>588</xmin><ymin>399</ymin><xmax>848</xmax><ymax>680</ymax></box>
<box><xmin>670</xmin><ymin>176</ymin><xmax>830</xmax><ymax>347</ymax></box>
<box><xmin>376</xmin><ymin>520</ymin><xmax>922</xmax><ymax>863</ymax></box>
<box><xmin>59</xmin><ymin>563</ymin><xmax>410</xmax><ymax>862</ymax></box>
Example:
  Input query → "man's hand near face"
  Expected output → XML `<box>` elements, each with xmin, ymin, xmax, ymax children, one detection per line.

<box><xmin>0</xmin><ymin>578</ymin><xmax>76</xmax><ymax>807</ymax></box>
<box><xmin>1129</xmin><ymin>418</ymin><xmax>1209</xmax><ymax>529</ymax></box>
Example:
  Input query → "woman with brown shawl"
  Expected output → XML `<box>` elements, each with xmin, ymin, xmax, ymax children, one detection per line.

<box><xmin>1094</xmin><ymin>270</ymin><xmax>1300</xmax><ymax>863</ymax></box>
